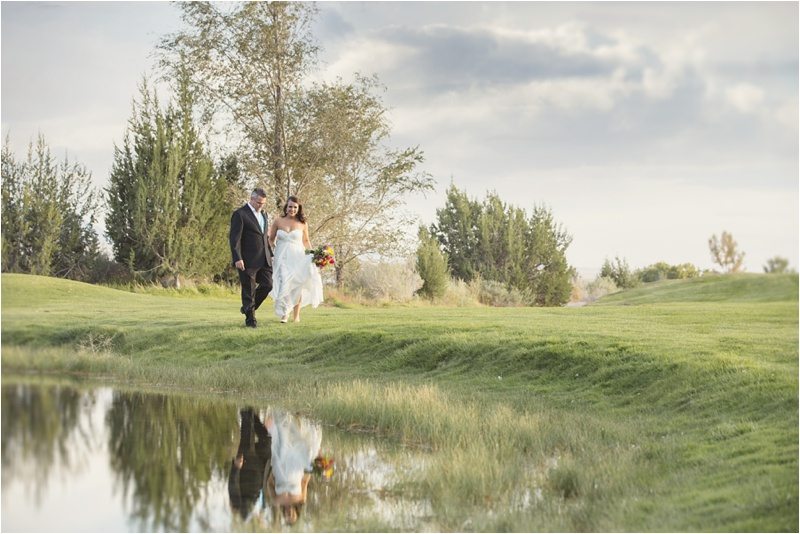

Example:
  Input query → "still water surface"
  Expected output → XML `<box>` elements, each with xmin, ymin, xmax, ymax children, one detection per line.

<box><xmin>1</xmin><ymin>379</ymin><xmax>432</xmax><ymax>532</ymax></box>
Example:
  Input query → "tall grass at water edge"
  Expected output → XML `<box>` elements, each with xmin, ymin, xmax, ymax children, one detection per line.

<box><xmin>1</xmin><ymin>273</ymin><xmax>797</xmax><ymax>531</ymax></box>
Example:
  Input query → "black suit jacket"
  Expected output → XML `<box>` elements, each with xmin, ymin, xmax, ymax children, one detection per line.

<box><xmin>228</xmin><ymin>408</ymin><xmax>271</xmax><ymax>520</ymax></box>
<box><xmin>230</xmin><ymin>204</ymin><xmax>273</xmax><ymax>269</ymax></box>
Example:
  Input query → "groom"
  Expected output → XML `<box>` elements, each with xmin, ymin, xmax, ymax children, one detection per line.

<box><xmin>230</xmin><ymin>188</ymin><xmax>273</xmax><ymax>328</ymax></box>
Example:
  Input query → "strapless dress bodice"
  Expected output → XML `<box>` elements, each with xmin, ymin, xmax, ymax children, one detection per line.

<box><xmin>276</xmin><ymin>228</ymin><xmax>303</xmax><ymax>245</ymax></box>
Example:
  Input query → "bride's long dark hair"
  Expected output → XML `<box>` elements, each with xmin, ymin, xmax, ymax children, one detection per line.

<box><xmin>282</xmin><ymin>195</ymin><xmax>306</xmax><ymax>223</ymax></box>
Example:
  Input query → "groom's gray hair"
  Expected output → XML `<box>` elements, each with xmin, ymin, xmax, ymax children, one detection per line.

<box><xmin>251</xmin><ymin>188</ymin><xmax>268</xmax><ymax>199</ymax></box>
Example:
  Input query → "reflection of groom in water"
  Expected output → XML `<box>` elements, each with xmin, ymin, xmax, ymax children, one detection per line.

<box><xmin>229</xmin><ymin>188</ymin><xmax>273</xmax><ymax>328</ymax></box>
<box><xmin>228</xmin><ymin>408</ymin><xmax>271</xmax><ymax>520</ymax></box>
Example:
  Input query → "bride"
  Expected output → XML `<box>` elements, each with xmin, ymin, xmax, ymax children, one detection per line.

<box><xmin>264</xmin><ymin>410</ymin><xmax>322</xmax><ymax>525</ymax></box>
<box><xmin>267</xmin><ymin>196</ymin><xmax>324</xmax><ymax>323</ymax></box>
<box><xmin>262</xmin><ymin>409</ymin><xmax>322</xmax><ymax>526</ymax></box>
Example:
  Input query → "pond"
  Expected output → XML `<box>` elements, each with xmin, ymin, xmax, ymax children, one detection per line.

<box><xmin>1</xmin><ymin>378</ymin><xmax>435</xmax><ymax>532</ymax></box>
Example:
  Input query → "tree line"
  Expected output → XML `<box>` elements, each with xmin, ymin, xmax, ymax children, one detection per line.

<box><xmin>597</xmin><ymin>231</ymin><xmax>792</xmax><ymax>291</ymax></box>
<box><xmin>2</xmin><ymin>135</ymin><xmax>100</xmax><ymax>280</ymax></box>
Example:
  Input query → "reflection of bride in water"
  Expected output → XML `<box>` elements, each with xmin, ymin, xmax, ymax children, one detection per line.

<box><xmin>262</xmin><ymin>409</ymin><xmax>323</xmax><ymax>526</ymax></box>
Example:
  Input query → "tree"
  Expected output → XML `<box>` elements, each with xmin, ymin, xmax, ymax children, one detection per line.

<box><xmin>431</xmin><ymin>184</ymin><xmax>482</xmax><ymax>282</ymax></box>
<box><xmin>105</xmin><ymin>74</ymin><xmax>230</xmax><ymax>284</ymax></box>
<box><xmin>416</xmin><ymin>226</ymin><xmax>449</xmax><ymax>300</ymax></box>
<box><xmin>763</xmin><ymin>256</ymin><xmax>793</xmax><ymax>274</ymax></box>
<box><xmin>708</xmin><ymin>231</ymin><xmax>745</xmax><ymax>273</ymax></box>
<box><xmin>300</xmin><ymin>77</ymin><xmax>433</xmax><ymax>287</ymax></box>
<box><xmin>525</xmin><ymin>205</ymin><xmax>575</xmax><ymax>305</ymax></box>
<box><xmin>431</xmin><ymin>186</ymin><xmax>575</xmax><ymax>306</ymax></box>
<box><xmin>159</xmin><ymin>1</ymin><xmax>319</xmax><ymax>209</ymax></box>
<box><xmin>216</xmin><ymin>153</ymin><xmax>247</xmax><ymax>209</ymax></box>
<box><xmin>1</xmin><ymin>134</ymin><xmax>100</xmax><ymax>280</ymax></box>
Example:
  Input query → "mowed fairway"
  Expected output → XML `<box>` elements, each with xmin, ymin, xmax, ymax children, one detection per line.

<box><xmin>2</xmin><ymin>273</ymin><xmax>797</xmax><ymax>531</ymax></box>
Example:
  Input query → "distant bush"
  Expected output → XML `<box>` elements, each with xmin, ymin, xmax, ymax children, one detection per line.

<box><xmin>583</xmin><ymin>276</ymin><xmax>619</xmax><ymax>302</ymax></box>
<box><xmin>763</xmin><ymin>256</ymin><xmax>794</xmax><ymax>274</ymax></box>
<box><xmin>437</xmin><ymin>278</ymin><xmax>481</xmax><ymax>307</ymax></box>
<box><xmin>600</xmin><ymin>257</ymin><xmax>639</xmax><ymax>289</ymax></box>
<box><xmin>416</xmin><ymin>226</ymin><xmax>449</xmax><ymax>300</ymax></box>
<box><xmin>637</xmin><ymin>261</ymin><xmax>700</xmax><ymax>282</ymax></box>
<box><xmin>346</xmin><ymin>259</ymin><xmax>422</xmax><ymax>303</ymax></box>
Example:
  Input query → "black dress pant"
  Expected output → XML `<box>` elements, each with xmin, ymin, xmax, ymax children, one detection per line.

<box><xmin>239</xmin><ymin>265</ymin><xmax>272</xmax><ymax>312</ymax></box>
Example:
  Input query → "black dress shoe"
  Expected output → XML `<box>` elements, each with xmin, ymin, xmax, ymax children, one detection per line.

<box><xmin>245</xmin><ymin>319</ymin><xmax>257</xmax><ymax>328</ymax></box>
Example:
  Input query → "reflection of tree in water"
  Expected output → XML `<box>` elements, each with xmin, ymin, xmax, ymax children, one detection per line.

<box><xmin>1</xmin><ymin>383</ymin><xmax>94</xmax><ymax>501</ymax></box>
<box><xmin>105</xmin><ymin>392</ymin><xmax>235</xmax><ymax>532</ymax></box>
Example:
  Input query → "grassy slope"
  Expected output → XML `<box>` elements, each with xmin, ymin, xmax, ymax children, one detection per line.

<box><xmin>1</xmin><ymin>273</ymin><xmax>797</xmax><ymax>531</ymax></box>
<box><xmin>597</xmin><ymin>272</ymin><xmax>799</xmax><ymax>304</ymax></box>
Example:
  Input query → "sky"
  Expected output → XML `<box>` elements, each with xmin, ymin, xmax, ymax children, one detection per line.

<box><xmin>2</xmin><ymin>1</ymin><xmax>797</xmax><ymax>277</ymax></box>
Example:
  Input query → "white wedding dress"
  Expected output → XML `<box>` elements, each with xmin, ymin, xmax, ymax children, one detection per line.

<box><xmin>266</xmin><ymin>410</ymin><xmax>322</xmax><ymax>496</ymax></box>
<box><xmin>272</xmin><ymin>229</ymin><xmax>324</xmax><ymax>318</ymax></box>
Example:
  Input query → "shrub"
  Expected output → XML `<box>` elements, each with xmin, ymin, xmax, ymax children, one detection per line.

<box><xmin>87</xmin><ymin>254</ymin><xmax>133</xmax><ymax>285</ymax></box>
<box><xmin>764</xmin><ymin>256</ymin><xmax>794</xmax><ymax>274</ymax></box>
<box><xmin>583</xmin><ymin>276</ymin><xmax>619</xmax><ymax>302</ymax></box>
<box><xmin>438</xmin><ymin>278</ymin><xmax>481</xmax><ymax>307</ymax></box>
<box><xmin>346</xmin><ymin>258</ymin><xmax>422</xmax><ymax>303</ymax></box>
<box><xmin>600</xmin><ymin>257</ymin><xmax>638</xmax><ymax>289</ymax></box>
<box><xmin>476</xmin><ymin>279</ymin><xmax>528</xmax><ymax>307</ymax></box>
<box><xmin>416</xmin><ymin>226</ymin><xmax>449</xmax><ymax>299</ymax></box>
<box><xmin>637</xmin><ymin>261</ymin><xmax>699</xmax><ymax>282</ymax></box>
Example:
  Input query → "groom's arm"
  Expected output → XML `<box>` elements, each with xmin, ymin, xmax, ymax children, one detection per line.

<box><xmin>230</xmin><ymin>211</ymin><xmax>245</xmax><ymax>267</ymax></box>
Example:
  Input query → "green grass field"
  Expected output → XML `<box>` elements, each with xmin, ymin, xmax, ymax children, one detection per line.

<box><xmin>2</xmin><ymin>272</ymin><xmax>797</xmax><ymax>531</ymax></box>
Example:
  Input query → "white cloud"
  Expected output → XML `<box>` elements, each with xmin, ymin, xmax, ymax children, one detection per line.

<box><xmin>725</xmin><ymin>83</ymin><xmax>766</xmax><ymax>114</ymax></box>
<box><xmin>316</xmin><ymin>36</ymin><xmax>417</xmax><ymax>84</ymax></box>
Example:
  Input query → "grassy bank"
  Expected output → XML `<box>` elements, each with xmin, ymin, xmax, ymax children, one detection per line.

<box><xmin>2</xmin><ymin>273</ymin><xmax>797</xmax><ymax>531</ymax></box>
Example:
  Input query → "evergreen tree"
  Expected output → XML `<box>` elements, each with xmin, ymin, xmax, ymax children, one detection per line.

<box><xmin>505</xmin><ymin>206</ymin><xmax>530</xmax><ymax>291</ymax></box>
<box><xmin>1</xmin><ymin>135</ymin><xmax>100</xmax><ymax>279</ymax></box>
<box><xmin>477</xmin><ymin>193</ymin><xmax>508</xmax><ymax>283</ymax></box>
<box><xmin>431</xmin><ymin>184</ymin><xmax>481</xmax><ymax>282</ymax></box>
<box><xmin>525</xmin><ymin>206</ymin><xmax>575</xmax><ymax>305</ymax></box>
<box><xmin>416</xmin><ymin>226</ymin><xmax>449</xmax><ymax>299</ymax></box>
<box><xmin>1</xmin><ymin>138</ymin><xmax>28</xmax><ymax>271</ymax></box>
<box><xmin>430</xmin><ymin>186</ymin><xmax>575</xmax><ymax>306</ymax></box>
<box><xmin>105</xmin><ymin>74</ymin><xmax>228</xmax><ymax>284</ymax></box>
